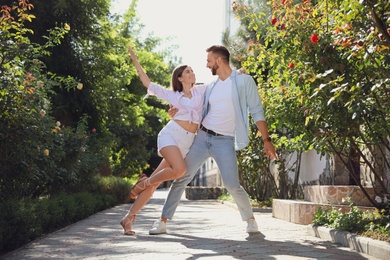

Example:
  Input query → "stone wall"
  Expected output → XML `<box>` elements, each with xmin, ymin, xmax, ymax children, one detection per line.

<box><xmin>185</xmin><ymin>186</ymin><xmax>226</xmax><ymax>200</ymax></box>
<box><xmin>273</xmin><ymin>185</ymin><xmax>376</xmax><ymax>225</ymax></box>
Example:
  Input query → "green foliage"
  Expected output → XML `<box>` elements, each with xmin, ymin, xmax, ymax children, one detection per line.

<box><xmin>0</xmin><ymin>0</ymin><xmax>177</xmax><ymax>202</ymax></box>
<box><xmin>218</xmin><ymin>191</ymin><xmax>272</xmax><ymax>208</ymax></box>
<box><xmin>0</xmin><ymin>0</ymin><xmax>100</xmax><ymax>200</ymax></box>
<box><xmin>313</xmin><ymin>202</ymin><xmax>390</xmax><ymax>242</ymax></box>
<box><xmin>19</xmin><ymin>0</ymin><xmax>176</xmax><ymax>177</ymax></box>
<box><xmin>237</xmin><ymin>121</ymin><xmax>279</xmax><ymax>201</ymax></box>
<box><xmin>0</xmin><ymin>174</ymin><xmax>131</xmax><ymax>254</ymax></box>
<box><xmin>229</xmin><ymin>0</ymin><xmax>390</xmax><ymax>204</ymax></box>
<box><xmin>313</xmin><ymin>205</ymin><xmax>365</xmax><ymax>232</ymax></box>
<box><xmin>91</xmin><ymin>175</ymin><xmax>133</xmax><ymax>203</ymax></box>
<box><xmin>362</xmin><ymin>215</ymin><xmax>390</xmax><ymax>241</ymax></box>
<box><xmin>218</xmin><ymin>193</ymin><xmax>235</xmax><ymax>203</ymax></box>
<box><xmin>0</xmin><ymin>192</ymin><xmax>118</xmax><ymax>254</ymax></box>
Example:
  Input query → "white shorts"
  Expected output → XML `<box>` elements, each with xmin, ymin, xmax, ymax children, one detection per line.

<box><xmin>157</xmin><ymin>120</ymin><xmax>196</xmax><ymax>158</ymax></box>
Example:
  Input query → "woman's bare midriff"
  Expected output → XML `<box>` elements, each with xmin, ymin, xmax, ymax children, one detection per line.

<box><xmin>174</xmin><ymin>120</ymin><xmax>198</xmax><ymax>133</ymax></box>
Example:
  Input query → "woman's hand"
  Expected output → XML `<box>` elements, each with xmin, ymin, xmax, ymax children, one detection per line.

<box><xmin>128</xmin><ymin>46</ymin><xmax>137</xmax><ymax>60</ymax></box>
<box><xmin>238</xmin><ymin>68</ymin><xmax>246</xmax><ymax>74</ymax></box>
<box><xmin>127</xmin><ymin>46</ymin><xmax>151</xmax><ymax>87</ymax></box>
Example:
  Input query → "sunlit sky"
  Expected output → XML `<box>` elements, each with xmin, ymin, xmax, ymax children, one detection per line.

<box><xmin>111</xmin><ymin>0</ymin><xmax>227</xmax><ymax>83</ymax></box>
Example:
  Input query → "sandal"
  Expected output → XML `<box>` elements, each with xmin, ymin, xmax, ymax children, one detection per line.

<box><xmin>120</xmin><ymin>214</ymin><xmax>136</xmax><ymax>236</ymax></box>
<box><xmin>129</xmin><ymin>174</ymin><xmax>150</xmax><ymax>199</ymax></box>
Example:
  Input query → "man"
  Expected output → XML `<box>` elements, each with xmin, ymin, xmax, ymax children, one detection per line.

<box><xmin>149</xmin><ymin>45</ymin><xmax>277</xmax><ymax>235</ymax></box>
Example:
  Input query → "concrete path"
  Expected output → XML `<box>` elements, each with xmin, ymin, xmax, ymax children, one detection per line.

<box><xmin>1</xmin><ymin>190</ymin><xmax>380</xmax><ymax>260</ymax></box>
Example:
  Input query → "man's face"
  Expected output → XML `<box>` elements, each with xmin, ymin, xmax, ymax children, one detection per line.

<box><xmin>206</xmin><ymin>52</ymin><xmax>219</xmax><ymax>76</ymax></box>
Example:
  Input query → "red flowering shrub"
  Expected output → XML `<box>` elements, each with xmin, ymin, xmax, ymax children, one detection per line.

<box><xmin>232</xmin><ymin>0</ymin><xmax>390</xmax><ymax>207</ymax></box>
<box><xmin>310</xmin><ymin>33</ymin><xmax>319</xmax><ymax>43</ymax></box>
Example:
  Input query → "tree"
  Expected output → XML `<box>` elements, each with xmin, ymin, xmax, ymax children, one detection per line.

<box><xmin>0</xmin><ymin>0</ymin><xmax>91</xmax><ymax>199</ymax></box>
<box><xmin>5</xmin><ymin>0</ymin><xmax>178</xmax><ymax>177</ymax></box>
<box><xmin>0</xmin><ymin>0</ymin><xmax>180</xmax><ymax>201</ymax></box>
<box><xmin>230</xmin><ymin>0</ymin><xmax>390</xmax><ymax>208</ymax></box>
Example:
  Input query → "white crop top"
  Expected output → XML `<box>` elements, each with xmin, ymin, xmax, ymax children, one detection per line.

<box><xmin>145</xmin><ymin>82</ymin><xmax>207</xmax><ymax>124</ymax></box>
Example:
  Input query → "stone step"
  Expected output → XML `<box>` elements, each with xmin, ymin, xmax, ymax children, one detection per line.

<box><xmin>272</xmin><ymin>199</ymin><xmax>375</xmax><ymax>225</ymax></box>
<box><xmin>304</xmin><ymin>185</ymin><xmax>375</xmax><ymax>207</ymax></box>
<box><xmin>185</xmin><ymin>186</ymin><xmax>227</xmax><ymax>200</ymax></box>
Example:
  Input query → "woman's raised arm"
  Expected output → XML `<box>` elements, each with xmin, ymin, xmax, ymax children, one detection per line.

<box><xmin>128</xmin><ymin>46</ymin><xmax>151</xmax><ymax>88</ymax></box>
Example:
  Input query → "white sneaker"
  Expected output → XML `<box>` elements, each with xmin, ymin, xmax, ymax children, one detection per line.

<box><xmin>246</xmin><ymin>218</ymin><xmax>259</xmax><ymax>233</ymax></box>
<box><xmin>149</xmin><ymin>219</ymin><xmax>167</xmax><ymax>235</ymax></box>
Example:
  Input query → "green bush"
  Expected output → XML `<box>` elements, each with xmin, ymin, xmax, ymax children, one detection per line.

<box><xmin>92</xmin><ymin>176</ymin><xmax>133</xmax><ymax>203</ymax></box>
<box><xmin>313</xmin><ymin>205</ymin><xmax>366</xmax><ymax>232</ymax></box>
<box><xmin>313</xmin><ymin>204</ymin><xmax>390</xmax><ymax>242</ymax></box>
<box><xmin>0</xmin><ymin>192</ymin><xmax>118</xmax><ymax>254</ymax></box>
<box><xmin>232</xmin><ymin>0</ymin><xmax>390</xmax><ymax>205</ymax></box>
<box><xmin>0</xmin><ymin>0</ymin><xmax>101</xmax><ymax>201</ymax></box>
<box><xmin>0</xmin><ymin>174</ymin><xmax>134</xmax><ymax>255</ymax></box>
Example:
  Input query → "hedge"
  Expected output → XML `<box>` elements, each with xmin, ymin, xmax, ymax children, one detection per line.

<box><xmin>0</xmin><ymin>192</ymin><xmax>119</xmax><ymax>254</ymax></box>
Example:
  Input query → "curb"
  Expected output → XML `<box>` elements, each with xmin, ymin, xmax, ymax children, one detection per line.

<box><xmin>219</xmin><ymin>200</ymin><xmax>389</xmax><ymax>260</ymax></box>
<box><xmin>307</xmin><ymin>224</ymin><xmax>390</xmax><ymax>260</ymax></box>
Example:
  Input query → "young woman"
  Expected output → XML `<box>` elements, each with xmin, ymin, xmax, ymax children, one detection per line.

<box><xmin>120</xmin><ymin>46</ymin><xmax>207</xmax><ymax>235</ymax></box>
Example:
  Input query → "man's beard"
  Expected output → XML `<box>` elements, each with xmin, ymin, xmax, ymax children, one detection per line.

<box><xmin>211</xmin><ymin>64</ymin><xmax>219</xmax><ymax>75</ymax></box>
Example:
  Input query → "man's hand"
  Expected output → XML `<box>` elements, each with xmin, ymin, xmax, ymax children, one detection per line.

<box><xmin>264</xmin><ymin>141</ymin><xmax>278</xmax><ymax>160</ymax></box>
<box><xmin>168</xmin><ymin>105</ymin><xmax>178</xmax><ymax>119</ymax></box>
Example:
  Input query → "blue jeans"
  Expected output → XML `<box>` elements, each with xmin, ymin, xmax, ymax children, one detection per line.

<box><xmin>161</xmin><ymin>130</ymin><xmax>254</xmax><ymax>221</ymax></box>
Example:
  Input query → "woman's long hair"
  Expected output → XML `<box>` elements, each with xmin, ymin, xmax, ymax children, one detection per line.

<box><xmin>171</xmin><ymin>65</ymin><xmax>188</xmax><ymax>92</ymax></box>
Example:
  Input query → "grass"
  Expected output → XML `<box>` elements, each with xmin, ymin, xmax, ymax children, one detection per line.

<box><xmin>218</xmin><ymin>193</ymin><xmax>272</xmax><ymax>208</ymax></box>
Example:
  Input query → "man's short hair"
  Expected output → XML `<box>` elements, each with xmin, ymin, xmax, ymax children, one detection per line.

<box><xmin>206</xmin><ymin>45</ymin><xmax>230</xmax><ymax>62</ymax></box>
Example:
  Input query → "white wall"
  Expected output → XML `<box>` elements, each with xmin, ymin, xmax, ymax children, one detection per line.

<box><xmin>284</xmin><ymin>150</ymin><xmax>327</xmax><ymax>183</ymax></box>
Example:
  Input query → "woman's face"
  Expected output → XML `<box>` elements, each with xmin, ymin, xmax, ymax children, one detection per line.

<box><xmin>179</xmin><ymin>66</ymin><xmax>196</xmax><ymax>86</ymax></box>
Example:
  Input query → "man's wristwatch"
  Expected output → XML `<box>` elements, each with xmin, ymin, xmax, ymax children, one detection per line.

<box><xmin>263</xmin><ymin>136</ymin><xmax>272</xmax><ymax>143</ymax></box>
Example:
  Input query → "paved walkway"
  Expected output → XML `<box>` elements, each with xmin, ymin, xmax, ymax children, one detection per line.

<box><xmin>2</xmin><ymin>190</ymin><xmax>381</xmax><ymax>260</ymax></box>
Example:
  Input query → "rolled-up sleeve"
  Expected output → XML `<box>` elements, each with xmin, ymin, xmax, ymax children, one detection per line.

<box><xmin>145</xmin><ymin>82</ymin><xmax>175</xmax><ymax>103</ymax></box>
<box><xmin>246</xmin><ymin>77</ymin><xmax>265</xmax><ymax>122</ymax></box>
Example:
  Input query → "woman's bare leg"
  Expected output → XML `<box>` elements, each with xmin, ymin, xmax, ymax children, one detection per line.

<box><xmin>121</xmin><ymin>159</ymin><xmax>169</xmax><ymax>234</ymax></box>
<box><xmin>148</xmin><ymin>145</ymin><xmax>186</xmax><ymax>185</ymax></box>
<box><xmin>129</xmin><ymin>146</ymin><xmax>186</xmax><ymax>198</ymax></box>
<box><xmin>122</xmin><ymin>145</ymin><xmax>186</xmax><ymax>234</ymax></box>
<box><xmin>131</xmin><ymin>145</ymin><xmax>186</xmax><ymax>216</ymax></box>
<box><xmin>127</xmin><ymin>159</ymin><xmax>170</xmax><ymax>214</ymax></box>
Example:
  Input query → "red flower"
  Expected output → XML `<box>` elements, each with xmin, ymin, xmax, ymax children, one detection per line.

<box><xmin>282</xmin><ymin>0</ymin><xmax>286</xmax><ymax>4</ymax></box>
<box><xmin>91</xmin><ymin>128</ymin><xmax>96</xmax><ymax>133</ymax></box>
<box><xmin>271</xmin><ymin>17</ymin><xmax>277</xmax><ymax>26</ymax></box>
<box><xmin>288</xmin><ymin>62</ymin><xmax>295</xmax><ymax>69</ymax></box>
<box><xmin>310</xmin><ymin>33</ymin><xmax>319</xmax><ymax>43</ymax></box>
<box><xmin>281</xmin><ymin>24</ymin><xmax>286</xmax><ymax>30</ymax></box>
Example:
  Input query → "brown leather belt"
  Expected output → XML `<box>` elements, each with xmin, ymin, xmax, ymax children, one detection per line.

<box><xmin>200</xmin><ymin>125</ymin><xmax>224</xmax><ymax>136</ymax></box>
